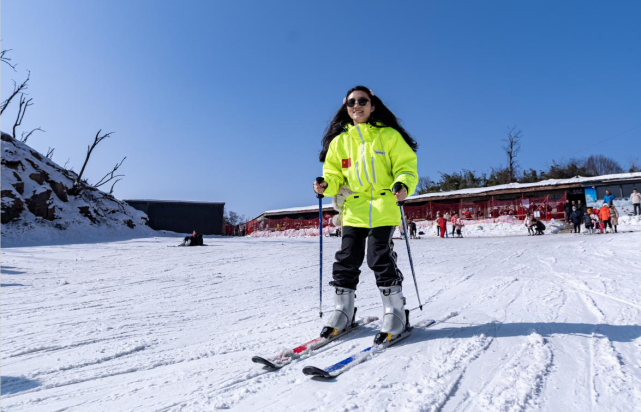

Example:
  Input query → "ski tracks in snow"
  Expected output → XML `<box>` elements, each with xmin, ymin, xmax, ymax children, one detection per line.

<box><xmin>580</xmin><ymin>294</ymin><xmax>640</xmax><ymax>411</ymax></box>
<box><xmin>455</xmin><ymin>332</ymin><xmax>554</xmax><ymax>412</ymax></box>
<box><xmin>538</xmin><ymin>252</ymin><xmax>641</xmax><ymax>412</ymax></box>
<box><xmin>2</xmin><ymin>234</ymin><xmax>641</xmax><ymax>411</ymax></box>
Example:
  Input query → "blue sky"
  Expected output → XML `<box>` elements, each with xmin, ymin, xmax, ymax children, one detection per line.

<box><xmin>2</xmin><ymin>0</ymin><xmax>640</xmax><ymax>219</ymax></box>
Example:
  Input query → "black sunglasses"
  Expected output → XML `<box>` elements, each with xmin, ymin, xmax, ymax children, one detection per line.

<box><xmin>346</xmin><ymin>98</ymin><xmax>370</xmax><ymax>108</ymax></box>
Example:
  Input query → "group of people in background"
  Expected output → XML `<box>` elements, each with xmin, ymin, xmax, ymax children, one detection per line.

<box><xmin>582</xmin><ymin>204</ymin><xmax>619</xmax><ymax>234</ymax></box>
<box><xmin>563</xmin><ymin>190</ymin><xmax>622</xmax><ymax>235</ymax></box>
<box><xmin>399</xmin><ymin>187</ymin><xmax>639</xmax><ymax>241</ymax></box>
<box><xmin>435</xmin><ymin>212</ymin><xmax>464</xmax><ymax>238</ymax></box>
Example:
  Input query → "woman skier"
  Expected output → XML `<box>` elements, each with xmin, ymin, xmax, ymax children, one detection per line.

<box><xmin>313</xmin><ymin>85</ymin><xmax>418</xmax><ymax>345</ymax></box>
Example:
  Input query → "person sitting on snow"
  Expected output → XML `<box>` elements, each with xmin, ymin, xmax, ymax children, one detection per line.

<box><xmin>532</xmin><ymin>218</ymin><xmax>546</xmax><ymax>235</ymax></box>
<box><xmin>182</xmin><ymin>230</ymin><xmax>203</xmax><ymax>246</ymax></box>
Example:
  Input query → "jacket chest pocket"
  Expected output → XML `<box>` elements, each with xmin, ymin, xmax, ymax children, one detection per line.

<box><xmin>372</xmin><ymin>150</ymin><xmax>392</xmax><ymax>185</ymax></box>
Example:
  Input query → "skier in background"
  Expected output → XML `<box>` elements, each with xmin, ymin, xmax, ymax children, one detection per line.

<box><xmin>631</xmin><ymin>188</ymin><xmax>641</xmax><ymax>216</ymax></box>
<box><xmin>438</xmin><ymin>213</ymin><xmax>447</xmax><ymax>238</ymax></box>
<box><xmin>443</xmin><ymin>212</ymin><xmax>450</xmax><ymax>238</ymax></box>
<box><xmin>609</xmin><ymin>203</ymin><xmax>619</xmax><ymax>233</ymax></box>
<box><xmin>603</xmin><ymin>189</ymin><xmax>615</xmax><ymax>205</ymax></box>
<box><xmin>454</xmin><ymin>217</ymin><xmax>464</xmax><ymax>237</ymax></box>
<box><xmin>569</xmin><ymin>206</ymin><xmax>582</xmax><ymax>234</ymax></box>
<box><xmin>313</xmin><ymin>85</ymin><xmax>418</xmax><ymax>345</ymax></box>
<box><xmin>563</xmin><ymin>199</ymin><xmax>572</xmax><ymax>224</ymax></box>
<box><xmin>451</xmin><ymin>213</ymin><xmax>458</xmax><ymax>237</ymax></box>
<box><xmin>599</xmin><ymin>203</ymin><xmax>612</xmax><ymax>233</ymax></box>
<box><xmin>591</xmin><ymin>208</ymin><xmax>601</xmax><ymax>233</ymax></box>
<box><xmin>584</xmin><ymin>208</ymin><xmax>595</xmax><ymax>234</ymax></box>
<box><xmin>408</xmin><ymin>220</ymin><xmax>417</xmax><ymax>239</ymax></box>
<box><xmin>524</xmin><ymin>213</ymin><xmax>535</xmax><ymax>235</ymax></box>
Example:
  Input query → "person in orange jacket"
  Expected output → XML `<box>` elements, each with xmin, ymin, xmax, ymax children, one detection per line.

<box><xmin>599</xmin><ymin>204</ymin><xmax>612</xmax><ymax>233</ymax></box>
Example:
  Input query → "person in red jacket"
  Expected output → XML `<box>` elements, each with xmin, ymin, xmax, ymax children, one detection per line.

<box><xmin>438</xmin><ymin>214</ymin><xmax>446</xmax><ymax>238</ymax></box>
<box><xmin>599</xmin><ymin>204</ymin><xmax>612</xmax><ymax>233</ymax></box>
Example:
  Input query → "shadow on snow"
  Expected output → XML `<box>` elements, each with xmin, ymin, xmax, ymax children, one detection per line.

<box><xmin>406</xmin><ymin>321</ymin><xmax>641</xmax><ymax>344</ymax></box>
<box><xmin>0</xmin><ymin>376</ymin><xmax>41</xmax><ymax>395</ymax></box>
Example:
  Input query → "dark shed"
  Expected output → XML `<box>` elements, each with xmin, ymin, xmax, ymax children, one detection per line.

<box><xmin>125</xmin><ymin>199</ymin><xmax>225</xmax><ymax>235</ymax></box>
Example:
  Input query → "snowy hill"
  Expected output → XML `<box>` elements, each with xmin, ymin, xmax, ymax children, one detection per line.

<box><xmin>1</xmin><ymin>232</ymin><xmax>640</xmax><ymax>411</ymax></box>
<box><xmin>1</xmin><ymin>132</ymin><xmax>152</xmax><ymax>246</ymax></box>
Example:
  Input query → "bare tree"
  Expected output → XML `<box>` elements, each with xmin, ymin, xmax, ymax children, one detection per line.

<box><xmin>75</xmin><ymin>129</ymin><xmax>114</xmax><ymax>186</ymax></box>
<box><xmin>502</xmin><ymin>126</ymin><xmax>522</xmax><ymax>183</ymax></box>
<box><xmin>13</xmin><ymin>94</ymin><xmax>33</xmax><ymax>138</ymax></box>
<box><xmin>109</xmin><ymin>178</ymin><xmax>122</xmax><ymax>195</ymax></box>
<box><xmin>21</xmin><ymin>127</ymin><xmax>45</xmax><ymax>143</ymax></box>
<box><xmin>416</xmin><ymin>176</ymin><xmax>436</xmax><ymax>194</ymax></box>
<box><xmin>627</xmin><ymin>156</ymin><xmax>640</xmax><ymax>173</ymax></box>
<box><xmin>46</xmin><ymin>147</ymin><xmax>55</xmax><ymax>159</ymax></box>
<box><xmin>94</xmin><ymin>157</ymin><xmax>126</xmax><ymax>189</ymax></box>
<box><xmin>1</xmin><ymin>49</ymin><xmax>17</xmax><ymax>71</ymax></box>
<box><xmin>225</xmin><ymin>210</ymin><xmax>241</xmax><ymax>226</ymax></box>
<box><xmin>1</xmin><ymin>71</ymin><xmax>29</xmax><ymax>116</ymax></box>
<box><xmin>583</xmin><ymin>154</ymin><xmax>624</xmax><ymax>176</ymax></box>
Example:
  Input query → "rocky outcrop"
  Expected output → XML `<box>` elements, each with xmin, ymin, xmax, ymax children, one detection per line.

<box><xmin>1</xmin><ymin>131</ymin><xmax>150</xmax><ymax>240</ymax></box>
<box><xmin>26</xmin><ymin>189</ymin><xmax>56</xmax><ymax>221</ymax></box>
<box><xmin>1</xmin><ymin>190</ymin><xmax>25</xmax><ymax>224</ymax></box>
<box><xmin>50</xmin><ymin>181</ymin><xmax>68</xmax><ymax>202</ymax></box>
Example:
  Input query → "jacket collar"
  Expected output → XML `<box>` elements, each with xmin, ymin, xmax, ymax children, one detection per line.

<box><xmin>345</xmin><ymin>122</ymin><xmax>373</xmax><ymax>132</ymax></box>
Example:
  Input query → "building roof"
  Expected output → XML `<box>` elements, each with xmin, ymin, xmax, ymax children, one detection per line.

<box><xmin>125</xmin><ymin>199</ymin><xmax>225</xmax><ymax>206</ymax></box>
<box><xmin>408</xmin><ymin>172</ymin><xmax>641</xmax><ymax>202</ymax></box>
<box><xmin>250</xmin><ymin>203</ymin><xmax>335</xmax><ymax>220</ymax></box>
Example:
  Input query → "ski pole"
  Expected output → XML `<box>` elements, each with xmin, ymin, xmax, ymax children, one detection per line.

<box><xmin>316</xmin><ymin>177</ymin><xmax>325</xmax><ymax>318</ymax></box>
<box><xmin>393</xmin><ymin>182</ymin><xmax>423</xmax><ymax>311</ymax></box>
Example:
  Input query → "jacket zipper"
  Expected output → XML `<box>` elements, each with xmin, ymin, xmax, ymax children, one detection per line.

<box><xmin>369</xmin><ymin>187</ymin><xmax>373</xmax><ymax>228</ymax></box>
<box><xmin>356</xmin><ymin>125</ymin><xmax>371</xmax><ymax>184</ymax></box>
<box><xmin>371</xmin><ymin>157</ymin><xmax>377</xmax><ymax>183</ymax></box>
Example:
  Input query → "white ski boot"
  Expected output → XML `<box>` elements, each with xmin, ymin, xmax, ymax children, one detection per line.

<box><xmin>320</xmin><ymin>287</ymin><xmax>356</xmax><ymax>338</ymax></box>
<box><xmin>374</xmin><ymin>286</ymin><xmax>408</xmax><ymax>344</ymax></box>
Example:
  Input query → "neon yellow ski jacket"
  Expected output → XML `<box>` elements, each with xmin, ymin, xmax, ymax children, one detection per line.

<box><xmin>322</xmin><ymin>123</ymin><xmax>418</xmax><ymax>228</ymax></box>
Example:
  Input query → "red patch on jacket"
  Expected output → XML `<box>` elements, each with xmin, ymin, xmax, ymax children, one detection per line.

<box><xmin>342</xmin><ymin>158</ymin><xmax>351</xmax><ymax>168</ymax></box>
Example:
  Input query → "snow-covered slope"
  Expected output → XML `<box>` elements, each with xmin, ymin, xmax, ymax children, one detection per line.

<box><xmin>1</xmin><ymin>230</ymin><xmax>640</xmax><ymax>411</ymax></box>
<box><xmin>1</xmin><ymin>132</ymin><xmax>152</xmax><ymax>246</ymax></box>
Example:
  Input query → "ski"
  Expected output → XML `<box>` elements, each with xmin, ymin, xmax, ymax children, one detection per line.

<box><xmin>252</xmin><ymin>316</ymin><xmax>378</xmax><ymax>369</ymax></box>
<box><xmin>302</xmin><ymin>318</ymin><xmax>436</xmax><ymax>378</ymax></box>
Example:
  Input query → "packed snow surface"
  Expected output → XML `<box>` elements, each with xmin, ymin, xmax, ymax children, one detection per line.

<box><xmin>2</xmin><ymin>229</ymin><xmax>640</xmax><ymax>411</ymax></box>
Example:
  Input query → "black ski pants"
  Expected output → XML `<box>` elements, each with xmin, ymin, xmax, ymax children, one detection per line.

<box><xmin>330</xmin><ymin>226</ymin><xmax>403</xmax><ymax>291</ymax></box>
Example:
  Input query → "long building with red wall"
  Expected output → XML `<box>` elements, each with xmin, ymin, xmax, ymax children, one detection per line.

<box><xmin>247</xmin><ymin>172</ymin><xmax>641</xmax><ymax>235</ymax></box>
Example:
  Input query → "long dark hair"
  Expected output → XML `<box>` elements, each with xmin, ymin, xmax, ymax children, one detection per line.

<box><xmin>319</xmin><ymin>85</ymin><xmax>418</xmax><ymax>162</ymax></box>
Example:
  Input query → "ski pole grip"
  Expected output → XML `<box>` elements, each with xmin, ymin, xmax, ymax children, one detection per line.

<box><xmin>393</xmin><ymin>182</ymin><xmax>405</xmax><ymax>206</ymax></box>
<box><xmin>316</xmin><ymin>177</ymin><xmax>325</xmax><ymax>199</ymax></box>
